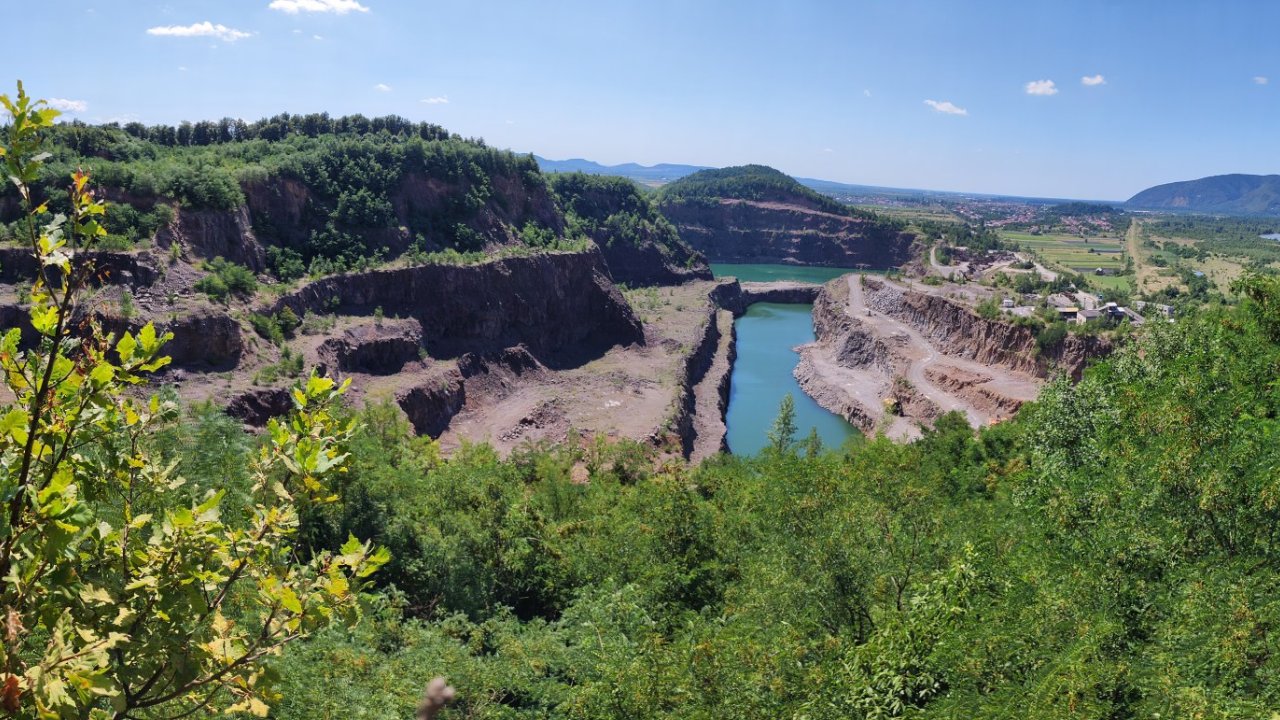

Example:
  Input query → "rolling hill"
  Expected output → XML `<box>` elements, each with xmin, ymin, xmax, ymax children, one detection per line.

<box><xmin>1127</xmin><ymin>174</ymin><xmax>1280</xmax><ymax>216</ymax></box>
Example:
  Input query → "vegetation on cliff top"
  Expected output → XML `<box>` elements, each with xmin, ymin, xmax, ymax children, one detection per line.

<box><xmin>549</xmin><ymin>172</ymin><xmax>709</xmax><ymax>284</ymax></box>
<box><xmin>656</xmin><ymin>164</ymin><xmax>884</xmax><ymax>220</ymax></box>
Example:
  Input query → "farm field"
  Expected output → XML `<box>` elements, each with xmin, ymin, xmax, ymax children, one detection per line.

<box><xmin>1001</xmin><ymin>230</ymin><xmax>1131</xmax><ymax>292</ymax></box>
<box><xmin>1001</xmin><ymin>231</ymin><xmax>1127</xmax><ymax>271</ymax></box>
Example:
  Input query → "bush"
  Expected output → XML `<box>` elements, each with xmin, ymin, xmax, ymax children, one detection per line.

<box><xmin>195</xmin><ymin>256</ymin><xmax>257</xmax><ymax>302</ymax></box>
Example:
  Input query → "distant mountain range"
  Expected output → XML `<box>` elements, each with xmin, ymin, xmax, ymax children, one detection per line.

<box><xmin>533</xmin><ymin>157</ymin><xmax>711</xmax><ymax>186</ymax></box>
<box><xmin>1127</xmin><ymin>174</ymin><xmax>1280</xmax><ymax>216</ymax></box>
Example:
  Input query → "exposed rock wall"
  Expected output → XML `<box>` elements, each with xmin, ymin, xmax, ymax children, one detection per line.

<box><xmin>0</xmin><ymin>248</ymin><xmax>160</xmax><ymax>287</ymax></box>
<box><xmin>861</xmin><ymin>278</ymin><xmax>1109</xmax><ymax>379</ymax></box>
<box><xmin>597</xmin><ymin>239</ymin><xmax>713</xmax><ymax>287</ymax></box>
<box><xmin>661</xmin><ymin>199</ymin><xmax>915</xmax><ymax>268</ymax></box>
<box><xmin>666</xmin><ymin>300</ymin><xmax>723</xmax><ymax>456</ymax></box>
<box><xmin>267</xmin><ymin>249</ymin><xmax>643</xmax><ymax>367</ymax></box>
<box><xmin>398</xmin><ymin>370</ymin><xmax>466</xmax><ymax>438</ymax></box>
<box><xmin>157</xmin><ymin>206</ymin><xmax>267</xmax><ymax>272</ymax></box>
<box><xmin>709</xmin><ymin>279</ymin><xmax>822</xmax><ymax>316</ymax></box>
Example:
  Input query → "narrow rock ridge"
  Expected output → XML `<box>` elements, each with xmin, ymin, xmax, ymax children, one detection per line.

<box><xmin>689</xmin><ymin>309</ymin><xmax>736</xmax><ymax>461</ymax></box>
<box><xmin>665</xmin><ymin>297</ymin><xmax>724</xmax><ymax>457</ymax></box>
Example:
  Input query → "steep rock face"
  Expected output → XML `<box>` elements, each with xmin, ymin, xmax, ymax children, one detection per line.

<box><xmin>160</xmin><ymin>308</ymin><xmax>245</xmax><ymax>368</ymax></box>
<box><xmin>243</xmin><ymin>169</ymin><xmax>565</xmax><ymax>256</ymax></box>
<box><xmin>398</xmin><ymin>370</ymin><xmax>466</xmax><ymax>438</ymax></box>
<box><xmin>861</xmin><ymin>278</ymin><xmax>1109</xmax><ymax>379</ymax></box>
<box><xmin>547</xmin><ymin>172</ymin><xmax>712</xmax><ymax>286</ymax></box>
<box><xmin>157</xmin><ymin>206</ymin><xmax>267</xmax><ymax>271</ymax></box>
<box><xmin>597</xmin><ymin>238</ymin><xmax>712</xmax><ymax>287</ymax></box>
<box><xmin>709</xmin><ymin>279</ymin><xmax>822</xmax><ymax>316</ymax></box>
<box><xmin>268</xmin><ymin>249</ymin><xmax>643</xmax><ymax>367</ymax></box>
<box><xmin>0</xmin><ymin>248</ymin><xmax>159</xmax><ymax>287</ymax></box>
<box><xmin>319</xmin><ymin>319</ymin><xmax>424</xmax><ymax>375</ymax></box>
<box><xmin>661</xmin><ymin>199</ymin><xmax>915</xmax><ymax>268</ymax></box>
<box><xmin>226</xmin><ymin>388</ymin><xmax>292</xmax><ymax>426</ymax></box>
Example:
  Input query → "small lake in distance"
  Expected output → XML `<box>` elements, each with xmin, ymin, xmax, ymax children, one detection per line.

<box><xmin>1260</xmin><ymin>233</ymin><xmax>1280</xmax><ymax>241</ymax></box>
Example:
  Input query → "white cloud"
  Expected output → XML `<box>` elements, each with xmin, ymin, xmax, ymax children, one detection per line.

<box><xmin>313</xmin><ymin>34</ymin><xmax>324</xmax><ymax>40</ymax></box>
<box><xmin>1081</xmin><ymin>74</ymin><xmax>1106</xmax><ymax>86</ymax></box>
<box><xmin>147</xmin><ymin>21</ymin><xmax>251</xmax><ymax>41</ymax></box>
<box><xmin>420</xmin><ymin>96</ymin><xmax>449</xmax><ymax>104</ymax></box>
<box><xmin>1254</xmin><ymin>75</ymin><xmax>1269</xmax><ymax>85</ymax></box>
<box><xmin>374</xmin><ymin>83</ymin><xmax>392</xmax><ymax>92</ymax></box>
<box><xmin>178</xmin><ymin>65</ymin><xmax>188</xmax><ymax>71</ymax></box>
<box><xmin>268</xmin><ymin>0</ymin><xmax>369</xmax><ymax>14</ymax></box>
<box><xmin>924</xmin><ymin>99</ymin><xmax>967</xmax><ymax>116</ymax></box>
<box><xmin>822</xmin><ymin>147</ymin><xmax>834</xmax><ymax>153</ymax></box>
<box><xmin>47</xmin><ymin>98</ymin><xmax>87</xmax><ymax>113</ymax></box>
<box><xmin>1025</xmin><ymin>79</ymin><xmax>1058</xmax><ymax>96</ymax></box>
<box><xmin>292</xmin><ymin>28</ymin><xmax>302</xmax><ymax>34</ymax></box>
<box><xmin>863</xmin><ymin>89</ymin><xmax>871</xmax><ymax>97</ymax></box>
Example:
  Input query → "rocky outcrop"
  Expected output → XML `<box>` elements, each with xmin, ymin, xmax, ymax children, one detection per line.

<box><xmin>161</xmin><ymin>308</ymin><xmax>244</xmax><ymax>369</ymax></box>
<box><xmin>661</xmin><ymin>199</ymin><xmax>914</xmax><ymax>268</ymax></box>
<box><xmin>319</xmin><ymin>319</ymin><xmax>424</xmax><ymax>375</ymax></box>
<box><xmin>268</xmin><ymin>249</ymin><xmax>643</xmax><ymax>368</ymax></box>
<box><xmin>0</xmin><ymin>248</ymin><xmax>160</xmax><ymax>287</ymax></box>
<box><xmin>710</xmin><ymin>279</ymin><xmax>823</xmax><ymax>316</ymax></box>
<box><xmin>397</xmin><ymin>370</ymin><xmax>466</xmax><ymax>438</ymax></box>
<box><xmin>666</xmin><ymin>300</ymin><xmax>724</xmax><ymax>456</ymax></box>
<box><xmin>861</xmin><ymin>278</ymin><xmax>1110</xmax><ymax>379</ymax></box>
<box><xmin>597</xmin><ymin>238</ymin><xmax>712</xmax><ymax>287</ymax></box>
<box><xmin>157</xmin><ymin>206</ymin><xmax>267</xmax><ymax>272</ymax></box>
<box><xmin>226</xmin><ymin>388</ymin><xmax>292</xmax><ymax>426</ymax></box>
<box><xmin>243</xmin><ymin>168</ymin><xmax>565</xmax><ymax>257</ymax></box>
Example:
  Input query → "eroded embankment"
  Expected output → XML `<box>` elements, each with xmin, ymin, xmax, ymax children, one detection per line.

<box><xmin>795</xmin><ymin>275</ymin><xmax>1098</xmax><ymax>438</ymax></box>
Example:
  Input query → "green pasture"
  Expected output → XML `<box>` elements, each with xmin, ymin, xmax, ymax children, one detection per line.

<box><xmin>1002</xmin><ymin>231</ymin><xmax>1127</xmax><ymax>272</ymax></box>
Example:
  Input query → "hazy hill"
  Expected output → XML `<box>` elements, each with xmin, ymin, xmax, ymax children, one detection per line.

<box><xmin>1127</xmin><ymin>173</ymin><xmax>1280</xmax><ymax>216</ymax></box>
<box><xmin>534</xmin><ymin>156</ymin><xmax>709</xmax><ymax>186</ymax></box>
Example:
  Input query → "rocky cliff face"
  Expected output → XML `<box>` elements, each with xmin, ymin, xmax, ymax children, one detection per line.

<box><xmin>860</xmin><ymin>278</ymin><xmax>1109</xmax><ymax>379</ymax></box>
<box><xmin>660</xmin><ymin>199</ymin><xmax>915</xmax><ymax>268</ymax></box>
<box><xmin>710</xmin><ymin>279</ymin><xmax>822</xmax><ymax>315</ymax></box>
<box><xmin>243</xmin><ymin>168</ymin><xmax>565</xmax><ymax>256</ymax></box>
<box><xmin>268</xmin><ymin>248</ymin><xmax>643</xmax><ymax>367</ymax></box>
<box><xmin>0</xmin><ymin>248</ymin><xmax>160</xmax><ymax>287</ymax></box>
<box><xmin>157</xmin><ymin>206</ymin><xmax>267</xmax><ymax>271</ymax></box>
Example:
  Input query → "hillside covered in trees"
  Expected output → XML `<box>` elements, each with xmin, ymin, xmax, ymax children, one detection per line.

<box><xmin>549</xmin><ymin>172</ymin><xmax>711</xmax><ymax>285</ymax></box>
<box><xmin>655</xmin><ymin>165</ymin><xmax>916</xmax><ymax>267</ymax></box>
<box><xmin>1127</xmin><ymin>173</ymin><xmax>1280</xmax><ymax>216</ymax></box>
<box><xmin>0</xmin><ymin>114</ymin><xmax>697</xmax><ymax>283</ymax></box>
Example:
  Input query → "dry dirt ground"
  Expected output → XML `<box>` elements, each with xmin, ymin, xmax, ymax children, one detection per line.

<box><xmin>797</xmin><ymin>274</ymin><xmax>1042</xmax><ymax>439</ymax></box>
<box><xmin>435</xmin><ymin>280</ymin><xmax>720</xmax><ymax>455</ymax></box>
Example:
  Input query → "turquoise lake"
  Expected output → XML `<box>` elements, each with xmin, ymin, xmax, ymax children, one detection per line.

<box><xmin>725</xmin><ymin>302</ymin><xmax>857</xmax><ymax>455</ymax></box>
<box><xmin>710</xmin><ymin>263</ymin><xmax>853</xmax><ymax>284</ymax></box>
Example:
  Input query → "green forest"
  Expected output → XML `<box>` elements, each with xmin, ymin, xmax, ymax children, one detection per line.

<box><xmin>4</xmin><ymin>88</ymin><xmax>1280</xmax><ymax>719</ymax></box>
<box><xmin>656</xmin><ymin>164</ymin><xmax>892</xmax><ymax>222</ymax></box>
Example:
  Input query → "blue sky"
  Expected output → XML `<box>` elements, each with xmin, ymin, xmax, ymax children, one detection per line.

<box><xmin>9</xmin><ymin>1</ymin><xmax>1280</xmax><ymax>199</ymax></box>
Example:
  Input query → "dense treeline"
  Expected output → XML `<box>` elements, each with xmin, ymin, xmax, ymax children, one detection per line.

<box><xmin>1</xmin><ymin>116</ymin><xmax>569</xmax><ymax>276</ymax></box>
<box><xmin>247</xmin><ymin>274</ymin><xmax>1280</xmax><ymax>717</ymax></box>
<box><xmin>919</xmin><ymin>218</ymin><xmax>1006</xmax><ymax>252</ymax></box>
<box><xmin>657</xmin><ymin>164</ymin><xmax>889</xmax><ymax>222</ymax></box>
<box><xmin>549</xmin><ymin>172</ymin><xmax>707</xmax><ymax>283</ymax></box>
